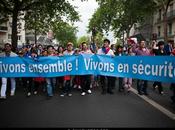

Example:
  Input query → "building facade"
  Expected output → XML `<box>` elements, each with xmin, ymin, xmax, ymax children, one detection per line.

<box><xmin>152</xmin><ymin>0</ymin><xmax>175</xmax><ymax>43</ymax></box>
<box><xmin>129</xmin><ymin>0</ymin><xmax>175</xmax><ymax>46</ymax></box>
<box><xmin>0</xmin><ymin>17</ymin><xmax>26</xmax><ymax>47</ymax></box>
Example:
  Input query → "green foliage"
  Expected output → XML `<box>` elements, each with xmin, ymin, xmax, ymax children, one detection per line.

<box><xmin>53</xmin><ymin>22</ymin><xmax>78</xmax><ymax>47</ymax></box>
<box><xmin>77</xmin><ymin>36</ymin><xmax>90</xmax><ymax>45</ymax></box>
<box><xmin>88</xmin><ymin>0</ymin><xmax>156</xmax><ymax>38</ymax></box>
<box><xmin>0</xmin><ymin>0</ymin><xmax>80</xmax><ymax>48</ymax></box>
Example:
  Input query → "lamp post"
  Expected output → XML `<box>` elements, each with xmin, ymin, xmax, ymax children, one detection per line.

<box><xmin>34</xmin><ymin>10</ymin><xmax>37</xmax><ymax>45</ymax></box>
<box><xmin>92</xmin><ymin>27</ymin><xmax>96</xmax><ymax>43</ymax></box>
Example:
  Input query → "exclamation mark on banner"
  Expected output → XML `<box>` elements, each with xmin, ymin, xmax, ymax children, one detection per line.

<box><xmin>76</xmin><ymin>59</ymin><xmax>78</xmax><ymax>71</ymax></box>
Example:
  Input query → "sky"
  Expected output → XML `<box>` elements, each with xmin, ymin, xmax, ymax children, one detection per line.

<box><xmin>69</xmin><ymin>0</ymin><xmax>98</xmax><ymax>38</ymax></box>
<box><xmin>69</xmin><ymin>0</ymin><xmax>114</xmax><ymax>41</ymax></box>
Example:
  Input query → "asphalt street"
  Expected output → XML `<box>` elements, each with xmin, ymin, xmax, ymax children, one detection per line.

<box><xmin>0</xmin><ymin>81</ymin><xmax>175</xmax><ymax>128</ymax></box>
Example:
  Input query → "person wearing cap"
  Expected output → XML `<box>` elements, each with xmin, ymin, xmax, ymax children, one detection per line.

<box><xmin>63</xmin><ymin>42</ymin><xmax>74</xmax><ymax>55</ymax></box>
<box><xmin>152</xmin><ymin>41</ymin><xmax>166</xmax><ymax>95</ymax></box>
<box><xmin>0</xmin><ymin>43</ymin><xmax>18</xmax><ymax>99</ymax></box>
<box><xmin>97</xmin><ymin>39</ymin><xmax>115</xmax><ymax>95</ymax></box>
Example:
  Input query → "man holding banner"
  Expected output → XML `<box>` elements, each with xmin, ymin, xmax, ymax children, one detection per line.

<box><xmin>132</xmin><ymin>40</ymin><xmax>150</xmax><ymax>95</ymax></box>
<box><xmin>97</xmin><ymin>39</ymin><xmax>115</xmax><ymax>95</ymax></box>
<box><xmin>0</xmin><ymin>43</ymin><xmax>17</xmax><ymax>99</ymax></box>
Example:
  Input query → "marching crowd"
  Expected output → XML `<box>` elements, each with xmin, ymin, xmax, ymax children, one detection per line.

<box><xmin>0</xmin><ymin>38</ymin><xmax>175</xmax><ymax>103</ymax></box>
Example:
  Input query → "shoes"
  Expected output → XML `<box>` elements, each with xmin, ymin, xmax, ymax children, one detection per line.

<box><xmin>160</xmin><ymin>91</ymin><xmax>164</xmax><ymax>95</ymax></box>
<box><xmin>171</xmin><ymin>96</ymin><xmax>175</xmax><ymax>103</ymax></box>
<box><xmin>68</xmin><ymin>93</ymin><xmax>72</xmax><ymax>97</ymax></box>
<box><xmin>47</xmin><ymin>95</ymin><xmax>53</xmax><ymax>100</ymax></box>
<box><xmin>118</xmin><ymin>89</ymin><xmax>124</xmax><ymax>92</ymax></box>
<box><xmin>27</xmin><ymin>92</ymin><xmax>31</xmax><ymax>97</ymax></box>
<box><xmin>124</xmin><ymin>84</ymin><xmax>128</xmax><ymax>89</ymax></box>
<box><xmin>0</xmin><ymin>96</ymin><xmax>6</xmax><ymax>100</ymax></box>
<box><xmin>155</xmin><ymin>85</ymin><xmax>158</xmax><ymax>89</ymax></box>
<box><xmin>107</xmin><ymin>89</ymin><xmax>114</xmax><ymax>94</ymax></box>
<box><xmin>81</xmin><ymin>92</ymin><xmax>86</xmax><ymax>96</ymax></box>
<box><xmin>78</xmin><ymin>85</ymin><xmax>81</xmax><ymax>89</ymax></box>
<box><xmin>107</xmin><ymin>91</ymin><xmax>114</xmax><ymax>95</ymax></box>
<box><xmin>10</xmin><ymin>91</ymin><xmax>15</xmax><ymax>96</ymax></box>
<box><xmin>60</xmin><ymin>93</ymin><xmax>65</xmax><ymax>97</ymax></box>
<box><xmin>101</xmin><ymin>91</ymin><xmax>107</xmax><ymax>95</ymax></box>
<box><xmin>34</xmin><ymin>91</ymin><xmax>38</xmax><ymax>95</ymax></box>
<box><xmin>144</xmin><ymin>92</ymin><xmax>149</xmax><ymax>96</ymax></box>
<box><xmin>73</xmin><ymin>85</ymin><xmax>77</xmax><ymax>89</ymax></box>
<box><xmin>90</xmin><ymin>84</ymin><xmax>93</xmax><ymax>89</ymax></box>
<box><xmin>138</xmin><ymin>92</ymin><xmax>143</xmax><ymax>95</ymax></box>
<box><xmin>87</xmin><ymin>90</ymin><xmax>92</xmax><ymax>94</ymax></box>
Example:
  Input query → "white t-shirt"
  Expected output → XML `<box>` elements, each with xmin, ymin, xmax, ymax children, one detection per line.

<box><xmin>97</xmin><ymin>48</ymin><xmax>114</xmax><ymax>56</ymax></box>
<box><xmin>63</xmin><ymin>50</ymin><xmax>74</xmax><ymax>56</ymax></box>
<box><xmin>80</xmin><ymin>49</ymin><xmax>92</xmax><ymax>54</ymax></box>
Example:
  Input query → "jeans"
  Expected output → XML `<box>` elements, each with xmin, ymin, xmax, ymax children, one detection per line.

<box><xmin>100</xmin><ymin>76</ymin><xmax>113</xmax><ymax>93</ymax></box>
<box><xmin>137</xmin><ymin>79</ymin><xmax>148</xmax><ymax>94</ymax></box>
<box><xmin>46</xmin><ymin>78</ymin><xmax>55</xmax><ymax>96</ymax></box>
<box><xmin>1</xmin><ymin>78</ymin><xmax>16</xmax><ymax>97</ymax></box>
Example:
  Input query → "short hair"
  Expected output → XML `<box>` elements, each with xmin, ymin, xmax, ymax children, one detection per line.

<box><xmin>47</xmin><ymin>45</ymin><xmax>54</xmax><ymax>50</ymax></box>
<box><xmin>4</xmin><ymin>43</ymin><xmax>12</xmax><ymax>47</ymax></box>
<box><xmin>104</xmin><ymin>39</ymin><xmax>110</xmax><ymax>45</ymax></box>
<box><xmin>158</xmin><ymin>41</ymin><xmax>164</xmax><ymax>46</ymax></box>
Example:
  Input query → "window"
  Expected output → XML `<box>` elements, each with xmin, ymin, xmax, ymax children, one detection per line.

<box><xmin>8</xmin><ymin>34</ymin><xmax>11</xmax><ymax>40</ymax></box>
<box><xmin>170</xmin><ymin>4</ymin><xmax>173</xmax><ymax>16</ymax></box>
<box><xmin>18</xmin><ymin>35</ymin><xmax>21</xmax><ymax>41</ymax></box>
<box><xmin>170</xmin><ymin>4</ymin><xmax>173</xmax><ymax>12</ymax></box>
<box><xmin>158</xmin><ymin>26</ymin><xmax>161</xmax><ymax>37</ymax></box>
<box><xmin>158</xmin><ymin>9</ymin><xmax>162</xmax><ymax>20</ymax></box>
<box><xmin>168</xmin><ymin>23</ymin><xmax>172</xmax><ymax>35</ymax></box>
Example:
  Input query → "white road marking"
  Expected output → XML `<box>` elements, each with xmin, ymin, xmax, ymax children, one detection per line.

<box><xmin>130</xmin><ymin>88</ymin><xmax>175</xmax><ymax>120</ymax></box>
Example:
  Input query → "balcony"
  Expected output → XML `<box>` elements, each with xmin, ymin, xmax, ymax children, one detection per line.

<box><xmin>0</xmin><ymin>26</ymin><xmax>8</xmax><ymax>32</ymax></box>
<box><xmin>167</xmin><ymin>10</ymin><xmax>175</xmax><ymax>20</ymax></box>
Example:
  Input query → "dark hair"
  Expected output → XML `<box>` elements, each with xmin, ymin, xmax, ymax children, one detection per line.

<box><xmin>158</xmin><ymin>41</ymin><xmax>164</xmax><ymax>46</ymax></box>
<box><xmin>81</xmin><ymin>42</ymin><xmax>86</xmax><ymax>46</ymax></box>
<box><xmin>47</xmin><ymin>45</ymin><xmax>54</xmax><ymax>50</ymax></box>
<box><xmin>4</xmin><ymin>43</ymin><xmax>12</xmax><ymax>47</ymax></box>
<box><xmin>104</xmin><ymin>39</ymin><xmax>110</xmax><ymax>45</ymax></box>
<box><xmin>57</xmin><ymin>45</ymin><xmax>64</xmax><ymax>53</ymax></box>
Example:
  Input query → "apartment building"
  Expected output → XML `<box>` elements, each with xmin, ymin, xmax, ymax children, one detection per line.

<box><xmin>0</xmin><ymin>17</ymin><xmax>26</xmax><ymax>47</ymax></box>
<box><xmin>152</xmin><ymin>0</ymin><xmax>175</xmax><ymax>43</ymax></box>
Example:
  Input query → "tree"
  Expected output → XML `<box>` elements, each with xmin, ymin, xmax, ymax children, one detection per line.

<box><xmin>0</xmin><ymin>0</ymin><xmax>79</xmax><ymax>50</ymax></box>
<box><xmin>88</xmin><ymin>0</ymin><xmax>156</xmax><ymax>38</ymax></box>
<box><xmin>77</xmin><ymin>36</ymin><xmax>90</xmax><ymax>45</ymax></box>
<box><xmin>53</xmin><ymin>22</ymin><xmax>78</xmax><ymax>47</ymax></box>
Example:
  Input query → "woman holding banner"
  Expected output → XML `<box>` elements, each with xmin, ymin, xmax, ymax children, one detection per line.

<box><xmin>80</xmin><ymin>42</ymin><xmax>92</xmax><ymax>96</ymax></box>
<box><xmin>152</xmin><ymin>41</ymin><xmax>166</xmax><ymax>95</ymax></box>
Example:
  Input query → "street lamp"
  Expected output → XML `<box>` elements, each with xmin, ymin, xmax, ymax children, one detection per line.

<box><xmin>92</xmin><ymin>27</ymin><xmax>96</xmax><ymax>43</ymax></box>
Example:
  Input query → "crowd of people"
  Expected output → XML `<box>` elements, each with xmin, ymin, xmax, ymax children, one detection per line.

<box><xmin>0</xmin><ymin>38</ymin><xmax>175</xmax><ymax>103</ymax></box>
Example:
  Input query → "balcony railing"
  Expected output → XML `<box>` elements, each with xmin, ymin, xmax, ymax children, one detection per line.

<box><xmin>167</xmin><ymin>10</ymin><xmax>175</xmax><ymax>19</ymax></box>
<box><xmin>0</xmin><ymin>26</ymin><xmax>8</xmax><ymax>32</ymax></box>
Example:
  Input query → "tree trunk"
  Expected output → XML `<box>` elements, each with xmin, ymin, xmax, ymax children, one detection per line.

<box><xmin>11</xmin><ymin>9</ymin><xmax>18</xmax><ymax>52</ymax></box>
<box><xmin>163</xmin><ymin>12</ymin><xmax>168</xmax><ymax>42</ymax></box>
